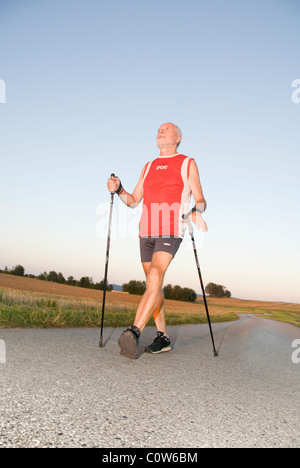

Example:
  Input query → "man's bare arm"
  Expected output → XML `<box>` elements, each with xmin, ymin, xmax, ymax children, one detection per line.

<box><xmin>107</xmin><ymin>166</ymin><xmax>145</xmax><ymax>208</ymax></box>
<box><xmin>188</xmin><ymin>159</ymin><xmax>208</xmax><ymax>231</ymax></box>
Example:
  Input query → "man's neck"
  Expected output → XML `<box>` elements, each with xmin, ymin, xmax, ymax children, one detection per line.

<box><xmin>159</xmin><ymin>146</ymin><xmax>179</xmax><ymax>157</ymax></box>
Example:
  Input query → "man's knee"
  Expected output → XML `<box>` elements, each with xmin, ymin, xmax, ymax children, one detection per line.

<box><xmin>146</xmin><ymin>265</ymin><xmax>164</xmax><ymax>291</ymax></box>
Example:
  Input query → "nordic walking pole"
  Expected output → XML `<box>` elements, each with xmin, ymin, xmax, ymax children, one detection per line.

<box><xmin>183</xmin><ymin>214</ymin><xmax>218</xmax><ymax>356</ymax></box>
<box><xmin>99</xmin><ymin>173</ymin><xmax>117</xmax><ymax>348</ymax></box>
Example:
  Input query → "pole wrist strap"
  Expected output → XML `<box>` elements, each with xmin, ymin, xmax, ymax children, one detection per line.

<box><xmin>115</xmin><ymin>181</ymin><xmax>123</xmax><ymax>195</ymax></box>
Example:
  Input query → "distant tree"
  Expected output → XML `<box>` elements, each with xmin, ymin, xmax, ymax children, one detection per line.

<box><xmin>173</xmin><ymin>285</ymin><xmax>182</xmax><ymax>301</ymax></box>
<box><xmin>67</xmin><ymin>276</ymin><xmax>77</xmax><ymax>286</ymax></box>
<box><xmin>122</xmin><ymin>280</ymin><xmax>146</xmax><ymax>295</ymax></box>
<box><xmin>98</xmin><ymin>279</ymin><xmax>113</xmax><ymax>291</ymax></box>
<box><xmin>163</xmin><ymin>284</ymin><xmax>197</xmax><ymax>302</ymax></box>
<box><xmin>205</xmin><ymin>282</ymin><xmax>231</xmax><ymax>298</ymax></box>
<box><xmin>182</xmin><ymin>287</ymin><xmax>197</xmax><ymax>302</ymax></box>
<box><xmin>163</xmin><ymin>284</ymin><xmax>173</xmax><ymax>300</ymax></box>
<box><xmin>11</xmin><ymin>265</ymin><xmax>25</xmax><ymax>276</ymax></box>
<box><xmin>205</xmin><ymin>282</ymin><xmax>216</xmax><ymax>296</ymax></box>
<box><xmin>79</xmin><ymin>276</ymin><xmax>93</xmax><ymax>288</ymax></box>
<box><xmin>47</xmin><ymin>271</ymin><xmax>59</xmax><ymax>283</ymax></box>
<box><xmin>38</xmin><ymin>272</ymin><xmax>47</xmax><ymax>281</ymax></box>
<box><xmin>57</xmin><ymin>272</ymin><xmax>66</xmax><ymax>284</ymax></box>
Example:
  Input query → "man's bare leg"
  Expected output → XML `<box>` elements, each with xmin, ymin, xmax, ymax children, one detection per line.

<box><xmin>152</xmin><ymin>296</ymin><xmax>166</xmax><ymax>334</ymax></box>
<box><xmin>133</xmin><ymin>251</ymin><xmax>173</xmax><ymax>333</ymax></box>
<box><xmin>141</xmin><ymin>258</ymin><xmax>171</xmax><ymax>354</ymax></box>
<box><xmin>118</xmin><ymin>251</ymin><xmax>172</xmax><ymax>359</ymax></box>
<box><xmin>142</xmin><ymin>261</ymin><xmax>166</xmax><ymax>335</ymax></box>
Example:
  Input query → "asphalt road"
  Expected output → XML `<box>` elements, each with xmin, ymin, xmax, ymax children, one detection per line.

<box><xmin>0</xmin><ymin>315</ymin><xmax>299</xmax><ymax>448</ymax></box>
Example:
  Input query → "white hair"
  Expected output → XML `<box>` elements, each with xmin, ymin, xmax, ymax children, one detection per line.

<box><xmin>174</xmin><ymin>124</ymin><xmax>182</xmax><ymax>147</ymax></box>
<box><xmin>175</xmin><ymin>125</ymin><xmax>182</xmax><ymax>138</ymax></box>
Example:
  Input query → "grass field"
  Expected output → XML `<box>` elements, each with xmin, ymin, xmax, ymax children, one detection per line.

<box><xmin>0</xmin><ymin>274</ymin><xmax>299</xmax><ymax>329</ymax></box>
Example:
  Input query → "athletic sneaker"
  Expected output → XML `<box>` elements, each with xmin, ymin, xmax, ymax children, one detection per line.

<box><xmin>118</xmin><ymin>326</ymin><xmax>140</xmax><ymax>359</ymax></box>
<box><xmin>145</xmin><ymin>331</ymin><xmax>171</xmax><ymax>354</ymax></box>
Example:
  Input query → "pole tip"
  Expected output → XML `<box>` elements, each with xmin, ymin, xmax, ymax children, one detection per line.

<box><xmin>214</xmin><ymin>351</ymin><xmax>218</xmax><ymax>357</ymax></box>
<box><xmin>99</xmin><ymin>337</ymin><xmax>103</xmax><ymax>348</ymax></box>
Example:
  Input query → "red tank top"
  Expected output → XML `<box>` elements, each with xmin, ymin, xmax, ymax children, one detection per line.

<box><xmin>139</xmin><ymin>154</ymin><xmax>193</xmax><ymax>238</ymax></box>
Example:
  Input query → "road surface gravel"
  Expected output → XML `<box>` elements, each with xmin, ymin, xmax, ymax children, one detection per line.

<box><xmin>0</xmin><ymin>315</ymin><xmax>299</xmax><ymax>448</ymax></box>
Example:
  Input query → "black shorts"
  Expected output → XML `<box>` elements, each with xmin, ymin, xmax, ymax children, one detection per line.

<box><xmin>139</xmin><ymin>236</ymin><xmax>182</xmax><ymax>263</ymax></box>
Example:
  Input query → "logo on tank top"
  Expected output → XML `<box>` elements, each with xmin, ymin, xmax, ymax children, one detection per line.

<box><xmin>156</xmin><ymin>165</ymin><xmax>168</xmax><ymax>170</ymax></box>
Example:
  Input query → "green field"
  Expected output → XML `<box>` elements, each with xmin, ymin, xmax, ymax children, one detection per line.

<box><xmin>0</xmin><ymin>286</ymin><xmax>299</xmax><ymax>329</ymax></box>
<box><xmin>0</xmin><ymin>288</ymin><xmax>238</xmax><ymax>328</ymax></box>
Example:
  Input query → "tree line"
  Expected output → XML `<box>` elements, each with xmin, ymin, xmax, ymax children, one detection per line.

<box><xmin>122</xmin><ymin>280</ymin><xmax>197</xmax><ymax>302</ymax></box>
<box><xmin>123</xmin><ymin>281</ymin><xmax>231</xmax><ymax>300</ymax></box>
<box><xmin>1</xmin><ymin>265</ymin><xmax>231</xmax><ymax>299</ymax></box>
<box><xmin>0</xmin><ymin>265</ymin><xmax>112</xmax><ymax>291</ymax></box>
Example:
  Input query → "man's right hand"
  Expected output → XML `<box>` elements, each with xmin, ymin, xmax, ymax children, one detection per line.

<box><xmin>107</xmin><ymin>175</ymin><xmax>121</xmax><ymax>194</ymax></box>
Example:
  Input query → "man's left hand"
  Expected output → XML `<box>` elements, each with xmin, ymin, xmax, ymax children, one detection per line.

<box><xmin>191</xmin><ymin>210</ymin><xmax>208</xmax><ymax>232</ymax></box>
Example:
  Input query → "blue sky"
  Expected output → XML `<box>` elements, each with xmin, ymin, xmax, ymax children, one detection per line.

<box><xmin>0</xmin><ymin>0</ymin><xmax>299</xmax><ymax>302</ymax></box>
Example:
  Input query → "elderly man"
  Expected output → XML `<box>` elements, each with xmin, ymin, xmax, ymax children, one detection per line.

<box><xmin>107</xmin><ymin>123</ymin><xmax>207</xmax><ymax>359</ymax></box>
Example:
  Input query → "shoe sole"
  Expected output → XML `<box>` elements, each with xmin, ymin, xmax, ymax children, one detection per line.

<box><xmin>118</xmin><ymin>330</ymin><xmax>138</xmax><ymax>360</ymax></box>
<box><xmin>145</xmin><ymin>345</ymin><xmax>172</xmax><ymax>354</ymax></box>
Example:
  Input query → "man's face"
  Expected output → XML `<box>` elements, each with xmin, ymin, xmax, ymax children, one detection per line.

<box><xmin>156</xmin><ymin>123</ymin><xmax>181</xmax><ymax>149</ymax></box>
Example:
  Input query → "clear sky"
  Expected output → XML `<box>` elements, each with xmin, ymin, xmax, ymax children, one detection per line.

<box><xmin>0</xmin><ymin>0</ymin><xmax>299</xmax><ymax>302</ymax></box>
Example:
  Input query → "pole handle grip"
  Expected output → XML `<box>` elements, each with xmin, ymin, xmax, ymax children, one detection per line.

<box><xmin>109</xmin><ymin>173</ymin><xmax>118</xmax><ymax>195</ymax></box>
